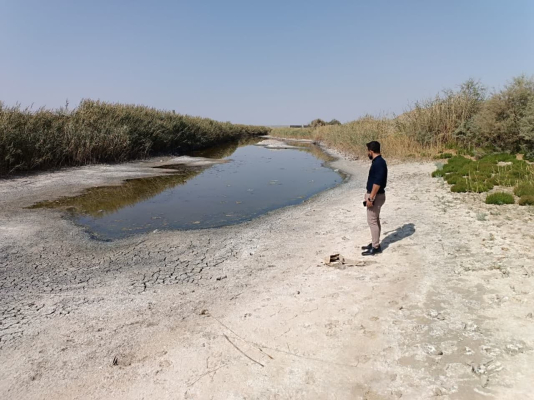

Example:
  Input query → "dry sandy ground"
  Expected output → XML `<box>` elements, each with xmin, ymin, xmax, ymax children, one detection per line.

<box><xmin>1</xmin><ymin>145</ymin><xmax>534</xmax><ymax>400</ymax></box>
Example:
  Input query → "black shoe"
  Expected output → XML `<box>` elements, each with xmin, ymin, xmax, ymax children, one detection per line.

<box><xmin>361</xmin><ymin>243</ymin><xmax>372</xmax><ymax>250</ymax></box>
<box><xmin>362</xmin><ymin>245</ymin><xmax>382</xmax><ymax>256</ymax></box>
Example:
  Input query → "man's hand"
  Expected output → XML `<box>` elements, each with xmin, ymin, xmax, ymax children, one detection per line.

<box><xmin>367</xmin><ymin>184</ymin><xmax>381</xmax><ymax>209</ymax></box>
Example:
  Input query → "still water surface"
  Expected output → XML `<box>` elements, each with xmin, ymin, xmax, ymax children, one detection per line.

<box><xmin>33</xmin><ymin>141</ymin><xmax>344</xmax><ymax>239</ymax></box>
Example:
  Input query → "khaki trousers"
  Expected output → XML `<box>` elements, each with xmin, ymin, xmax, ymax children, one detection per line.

<box><xmin>365</xmin><ymin>192</ymin><xmax>386</xmax><ymax>248</ymax></box>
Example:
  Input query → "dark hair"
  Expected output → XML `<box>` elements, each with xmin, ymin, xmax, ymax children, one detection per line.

<box><xmin>366</xmin><ymin>141</ymin><xmax>381</xmax><ymax>153</ymax></box>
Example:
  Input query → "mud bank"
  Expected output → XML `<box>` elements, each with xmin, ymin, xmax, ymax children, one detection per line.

<box><xmin>1</xmin><ymin>142</ymin><xmax>534</xmax><ymax>399</ymax></box>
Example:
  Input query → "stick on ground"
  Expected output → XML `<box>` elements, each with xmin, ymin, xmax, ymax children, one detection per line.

<box><xmin>223</xmin><ymin>334</ymin><xmax>264</xmax><ymax>367</ymax></box>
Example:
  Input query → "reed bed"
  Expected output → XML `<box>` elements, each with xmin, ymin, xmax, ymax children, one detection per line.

<box><xmin>2</xmin><ymin>76</ymin><xmax>533</xmax><ymax>174</ymax></box>
<box><xmin>0</xmin><ymin>100</ymin><xmax>270</xmax><ymax>175</ymax></box>
<box><xmin>273</xmin><ymin>75</ymin><xmax>534</xmax><ymax>161</ymax></box>
<box><xmin>274</xmin><ymin>116</ymin><xmax>442</xmax><ymax>159</ymax></box>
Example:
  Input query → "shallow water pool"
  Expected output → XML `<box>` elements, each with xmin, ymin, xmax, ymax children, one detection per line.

<box><xmin>32</xmin><ymin>141</ymin><xmax>344</xmax><ymax>239</ymax></box>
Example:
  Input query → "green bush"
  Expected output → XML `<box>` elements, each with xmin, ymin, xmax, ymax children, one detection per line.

<box><xmin>435</xmin><ymin>152</ymin><xmax>454</xmax><ymax>159</ymax></box>
<box><xmin>482</xmin><ymin>180</ymin><xmax>495</xmax><ymax>191</ymax></box>
<box><xmin>470</xmin><ymin>172</ymin><xmax>493</xmax><ymax>181</ymax></box>
<box><xmin>486</xmin><ymin>192</ymin><xmax>515</xmax><ymax>205</ymax></box>
<box><xmin>310</xmin><ymin>118</ymin><xmax>327</xmax><ymax>128</ymax></box>
<box><xmin>432</xmin><ymin>152</ymin><xmax>534</xmax><ymax>199</ymax></box>
<box><xmin>467</xmin><ymin>76</ymin><xmax>534</xmax><ymax>152</ymax></box>
<box><xmin>493</xmin><ymin>176</ymin><xmax>516</xmax><ymax>187</ymax></box>
<box><xmin>508</xmin><ymin>168</ymin><xmax>531</xmax><ymax>179</ymax></box>
<box><xmin>441</xmin><ymin>156</ymin><xmax>473</xmax><ymax>174</ymax></box>
<box><xmin>457</xmin><ymin>148</ymin><xmax>475</xmax><ymax>157</ymax></box>
<box><xmin>469</xmin><ymin>181</ymin><xmax>493</xmax><ymax>193</ymax></box>
<box><xmin>327</xmin><ymin>119</ymin><xmax>341</xmax><ymax>125</ymax></box>
<box><xmin>514</xmin><ymin>183</ymin><xmax>534</xmax><ymax>197</ymax></box>
<box><xmin>480</xmin><ymin>153</ymin><xmax>518</xmax><ymax>163</ymax></box>
<box><xmin>519</xmin><ymin>195</ymin><xmax>534</xmax><ymax>206</ymax></box>
<box><xmin>473</xmin><ymin>148</ymin><xmax>492</xmax><ymax>159</ymax></box>
<box><xmin>451</xmin><ymin>181</ymin><xmax>468</xmax><ymax>192</ymax></box>
<box><xmin>446</xmin><ymin>173</ymin><xmax>463</xmax><ymax>184</ymax></box>
<box><xmin>519</xmin><ymin>90</ymin><xmax>534</xmax><ymax>149</ymax></box>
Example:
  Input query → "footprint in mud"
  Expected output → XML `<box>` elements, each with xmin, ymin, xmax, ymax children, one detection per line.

<box><xmin>304</xmin><ymin>370</ymin><xmax>316</xmax><ymax>384</ymax></box>
<box><xmin>505</xmin><ymin>341</ymin><xmax>527</xmax><ymax>356</ymax></box>
<box><xmin>159</xmin><ymin>359</ymin><xmax>173</xmax><ymax>369</ymax></box>
<box><xmin>325</xmin><ymin>320</ymin><xmax>340</xmax><ymax>337</ymax></box>
<box><xmin>358</xmin><ymin>324</ymin><xmax>377</xmax><ymax>339</ymax></box>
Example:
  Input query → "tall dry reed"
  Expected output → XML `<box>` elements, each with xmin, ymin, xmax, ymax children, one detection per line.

<box><xmin>396</xmin><ymin>79</ymin><xmax>485</xmax><ymax>145</ymax></box>
<box><xmin>274</xmin><ymin>76</ymin><xmax>534</xmax><ymax>160</ymax></box>
<box><xmin>273</xmin><ymin>116</ymin><xmax>440</xmax><ymax>159</ymax></box>
<box><xmin>0</xmin><ymin>100</ymin><xmax>270</xmax><ymax>175</ymax></box>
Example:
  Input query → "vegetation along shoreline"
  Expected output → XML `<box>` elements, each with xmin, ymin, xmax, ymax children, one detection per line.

<box><xmin>0</xmin><ymin>100</ymin><xmax>271</xmax><ymax>176</ymax></box>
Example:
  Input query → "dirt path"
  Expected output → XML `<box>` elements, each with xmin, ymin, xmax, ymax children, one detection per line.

<box><xmin>1</xmin><ymin>150</ymin><xmax>534</xmax><ymax>399</ymax></box>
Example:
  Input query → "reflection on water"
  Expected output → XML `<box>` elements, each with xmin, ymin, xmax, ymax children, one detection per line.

<box><xmin>188</xmin><ymin>137</ymin><xmax>261</xmax><ymax>159</ymax></box>
<box><xmin>31</xmin><ymin>140</ymin><xmax>344</xmax><ymax>240</ymax></box>
<box><xmin>31</xmin><ymin>166</ymin><xmax>205</xmax><ymax>217</ymax></box>
<box><xmin>289</xmin><ymin>142</ymin><xmax>336</xmax><ymax>163</ymax></box>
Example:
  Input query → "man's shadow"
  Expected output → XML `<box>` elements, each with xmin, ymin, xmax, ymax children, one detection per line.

<box><xmin>381</xmin><ymin>223</ymin><xmax>415</xmax><ymax>251</ymax></box>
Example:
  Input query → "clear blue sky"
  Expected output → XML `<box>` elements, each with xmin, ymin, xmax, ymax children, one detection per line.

<box><xmin>1</xmin><ymin>0</ymin><xmax>533</xmax><ymax>125</ymax></box>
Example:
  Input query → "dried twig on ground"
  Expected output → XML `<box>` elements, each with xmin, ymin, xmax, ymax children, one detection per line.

<box><xmin>223</xmin><ymin>334</ymin><xmax>264</xmax><ymax>367</ymax></box>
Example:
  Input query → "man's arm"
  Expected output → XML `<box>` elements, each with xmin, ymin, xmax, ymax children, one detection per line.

<box><xmin>366</xmin><ymin>184</ymin><xmax>381</xmax><ymax>208</ymax></box>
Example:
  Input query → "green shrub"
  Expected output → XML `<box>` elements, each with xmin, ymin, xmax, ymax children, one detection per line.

<box><xmin>434</xmin><ymin>149</ymin><xmax>533</xmax><ymax>201</ymax></box>
<box><xmin>508</xmin><ymin>168</ymin><xmax>531</xmax><ymax>179</ymax></box>
<box><xmin>482</xmin><ymin>180</ymin><xmax>495</xmax><ymax>191</ymax></box>
<box><xmin>519</xmin><ymin>195</ymin><xmax>534</xmax><ymax>206</ymax></box>
<box><xmin>514</xmin><ymin>183</ymin><xmax>534</xmax><ymax>197</ymax></box>
<box><xmin>480</xmin><ymin>153</ymin><xmax>518</xmax><ymax>163</ymax></box>
<box><xmin>470</xmin><ymin>172</ymin><xmax>493</xmax><ymax>181</ymax></box>
<box><xmin>469</xmin><ymin>181</ymin><xmax>493</xmax><ymax>193</ymax></box>
<box><xmin>442</xmin><ymin>156</ymin><xmax>473</xmax><ymax>174</ymax></box>
<box><xmin>520</xmin><ymin>96</ymin><xmax>534</xmax><ymax>148</ymax></box>
<box><xmin>310</xmin><ymin>118</ymin><xmax>327</xmax><ymax>127</ymax></box>
<box><xmin>446</xmin><ymin>174</ymin><xmax>463</xmax><ymax>184</ymax></box>
<box><xmin>485</xmin><ymin>192</ymin><xmax>515</xmax><ymax>205</ymax></box>
<box><xmin>473</xmin><ymin>148</ymin><xmax>492</xmax><ymax>159</ymax></box>
<box><xmin>436</xmin><ymin>152</ymin><xmax>454</xmax><ymax>159</ymax></box>
<box><xmin>493</xmin><ymin>176</ymin><xmax>516</xmax><ymax>187</ymax></box>
<box><xmin>432</xmin><ymin>169</ymin><xmax>445</xmax><ymax>177</ymax></box>
<box><xmin>467</xmin><ymin>76</ymin><xmax>534</xmax><ymax>152</ymax></box>
<box><xmin>457</xmin><ymin>148</ymin><xmax>475</xmax><ymax>157</ymax></box>
<box><xmin>451</xmin><ymin>181</ymin><xmax>468</xmax><ymax>192</ymax></box>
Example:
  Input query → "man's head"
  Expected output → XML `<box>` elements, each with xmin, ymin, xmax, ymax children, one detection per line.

<box><xmin>366</xmin><ymin>141</ymin><xmax>381</xmax><ymax>160</ymax></box>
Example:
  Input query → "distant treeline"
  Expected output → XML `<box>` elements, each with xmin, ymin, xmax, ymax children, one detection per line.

<box><xmin>0</xmin><ymin>100</ymin><xmax>270</xmax><ymax>175</ymax></box>
<box><xmin>289</xmin><ymin>119</ymin><xmax>341</xmax><ymax>128</ymax></box>
<box><xmin>275</xmin><ymin>75</ymin><xmax>534</xmax><ymax>159</ymax></box>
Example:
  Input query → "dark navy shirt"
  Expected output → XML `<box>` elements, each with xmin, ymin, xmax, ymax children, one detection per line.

<box><xmin>366</xmin><ymin>155</ymin><xmax>388</xmax><ymax>193</ymax></box>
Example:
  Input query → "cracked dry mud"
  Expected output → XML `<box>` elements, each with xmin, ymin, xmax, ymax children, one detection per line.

<box><xmin>1</xmin><ymin>150</ymin><xmax>534</xmax><ymax>399</ymax></box>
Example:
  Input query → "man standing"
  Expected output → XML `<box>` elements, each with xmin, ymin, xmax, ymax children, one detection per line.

<box><xmin>362</xmin><ymin>141</ymin><xmax>388</xmax><ymax>256</ymax></box>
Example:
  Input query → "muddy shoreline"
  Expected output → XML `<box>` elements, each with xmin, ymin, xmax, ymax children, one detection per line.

<box><xmin>1</xmin><ymin>141</ymin><xmax>534</xmax><ymax>399</ymax></box>
<box><xmin>8</xmin><ymin>138</ymin><xmax>347</xmax><ymax>241</ymax></box>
